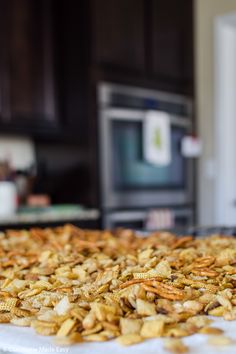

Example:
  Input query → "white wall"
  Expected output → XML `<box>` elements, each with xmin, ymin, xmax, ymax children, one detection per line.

<box><xmin>214</xmin><ymin>15</ymin><xmax>236</xmax><ymax>225</ymax></box>
<box><xmin>195</xmin><ymin>0</ymin><xmax>236</xmax><ymax>225</ymax></box>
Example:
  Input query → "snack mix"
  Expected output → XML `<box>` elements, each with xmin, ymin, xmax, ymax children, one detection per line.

<box><xmin>0</xmin><ymin>225</ymin><xmax>236</xmax><ymax>353</ymax></box>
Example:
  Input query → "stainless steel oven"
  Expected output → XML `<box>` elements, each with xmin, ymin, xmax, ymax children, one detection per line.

<box><xmin>103</xmin><ymin>208</ymin><xmax>194</xmax><ymax>231</ymax></box>
<box><xmin>98</xmin><ymin>83</ymin><xmax>193</xmax><ymax>215</ymax></box>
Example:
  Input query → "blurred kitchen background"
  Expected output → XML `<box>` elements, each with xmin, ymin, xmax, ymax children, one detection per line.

<box><xmin>0</xmin><ymin>0</ymin><xmax>235</xmax><ymax>232</ymax></box>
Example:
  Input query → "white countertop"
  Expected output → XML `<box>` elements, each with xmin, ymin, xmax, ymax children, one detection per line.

<box><xmin>0</xmin><ymin>317</ymin><xmax>235</xmax><ymax>354</ymax></box>
<box><xmin>0</xmin><ymin>208</ymin><xmax>100</xmax><ymax>226</ymax></box>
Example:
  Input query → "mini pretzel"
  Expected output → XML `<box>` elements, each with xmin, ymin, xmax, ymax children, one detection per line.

<box><xmin>171</xmin><ymin>236</ymin><xmax>193</xmax><ymax>249</ymax></box>
<box><xmin>141</xmin><ymin>284</ymin><xmax>185</xmax><ymax>301</ymax></box>
<box><xmin>191</xmin><ymin>268</ymin><xmax>218</xmax><ymax>277</ymax></box>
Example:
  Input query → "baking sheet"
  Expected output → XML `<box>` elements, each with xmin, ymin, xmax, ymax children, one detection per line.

<box><xmin>0</xmin><ymin>317</ymin><xmax>235</xmax><ymax>354</ymax></box>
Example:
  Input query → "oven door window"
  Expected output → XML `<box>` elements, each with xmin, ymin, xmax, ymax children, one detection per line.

<box><xmin>111</xmin><ymin>120</ymin><xmax>186</xmax><ymax>190</ymax></box>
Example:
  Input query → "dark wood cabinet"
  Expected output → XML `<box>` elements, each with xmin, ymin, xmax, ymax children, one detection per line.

<box><xmin>0</xmin><ymin>0</ymin><xmax>193</xmax><ymax>139</ymax></box>
<box><xmin>89</xmin><ymin>0</ymin><xmax>193</xmax><ymax>93</ymax></box>
<box><xmin>150</xmin><ymin>0</ymin><xmax>193</xmax><ymax>87</ymax></box>
<box><xmin>53</xmin><ymin>0</ymin><xmax>89</xmax><ymax>144</ymax></box>
<box><xmin>0</xmin><ymin>0</ymin><xmax>57</xmax><ymax>133</ymax></box>
<box><xmin>90</xmin><ymin>0</ymin><xmax>146</xmax><ymax>73</ymax></box>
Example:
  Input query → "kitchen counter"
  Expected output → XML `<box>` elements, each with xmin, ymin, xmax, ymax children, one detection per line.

<box><xmin>0</xmin><ymin>207</ymin><xmax>100</xmax><ymax>230</ymax></box>
<box><xmin>0</xmin><ymin>317</ymin><xmax>235</xmax><ymax>354</ymax></box>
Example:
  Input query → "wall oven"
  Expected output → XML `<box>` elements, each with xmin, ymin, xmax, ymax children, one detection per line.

<box><xmin>98</xmin><ymin>83</ymin><xmax>194</xmax><ymax>228</ymax></box>
<box><xmin>103</xmin><ymin>208</ymin><xmax>194</xmax><ymax>231</ymax></box>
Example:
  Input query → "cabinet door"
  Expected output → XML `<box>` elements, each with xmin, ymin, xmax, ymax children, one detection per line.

<box><xmin>0</xmin><ymin>5</ymin><xmax>4</xmax><ymax>121</ymax></box>
<box><xmin>1</xmin><ymin>0</ymin><xmax>57</xmax><ymax>131</ymax></box>
<box><xmin>150</xmin><ymin>0</ymin><xmax>193</xmax><ymax>84</ymax></box>
<box><xmin>91</xmin><ymin>0</ymin><xmax>145</xmax><ymax>73</ymax></box>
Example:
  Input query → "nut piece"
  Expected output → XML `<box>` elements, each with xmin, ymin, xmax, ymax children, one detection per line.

<box><xmin>54</xmin><ymin>296</ymin><xmax>72</xmax><ymax>315</ymax></box>
<box><xmin>82</xmin><ymin>311</ymin><xmax>96</xmax><ymax>330</ymax></box>
<box><xmin>216</xmin><ymin>295</ymin><xmax>232</xmax><ymax>311</ymax></box>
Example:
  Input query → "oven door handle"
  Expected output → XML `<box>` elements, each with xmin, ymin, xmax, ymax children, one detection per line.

<box><xmin>102</xmin><ymin>108</ymin><xmax>191</xmax><ymax>128</ymax></box>
<box><xmin>103</xmin><ymin>108</ymin><xmax>145</xmax><ymax>121</ymax></box>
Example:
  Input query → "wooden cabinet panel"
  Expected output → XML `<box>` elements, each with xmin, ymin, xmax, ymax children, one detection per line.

<box><xmin>91</xmin><ymin>0</ymin><xmax>146</xmax><ymax>72</ymax></box>
<box><xmin>150</xmin><ymin>0</ymin><xmax>193</xmax><ymax>84</ymax></box>
<box><xmin>1</xmin><ymin>0</ymin><xmax>57</xmax><ymax>130</ymax></box>
<box><xmin>53</xmin><ymin>0</ymin><xmax>90</xmax><ymax>144</ymax></box>
<box><xmin>0</xmin><ymin>0</ymin><xmax>194</xmax><ymax>137</ymax></box>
